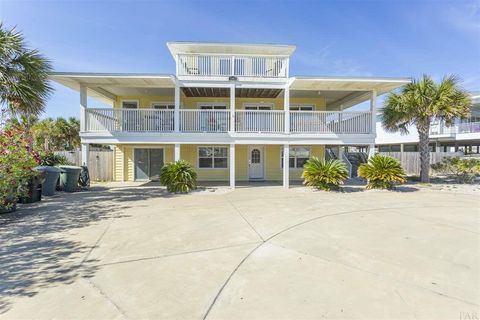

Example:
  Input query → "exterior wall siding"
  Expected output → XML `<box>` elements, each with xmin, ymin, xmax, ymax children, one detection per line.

<box><xmin>113</xmin><ymin>96</ymin><xmax>326</xmax><ymax>110</ymax></box>
<box><xmin>113</xmin><ymin>143</ymin><xmax>324</xmax><ymax>182</ymax></box>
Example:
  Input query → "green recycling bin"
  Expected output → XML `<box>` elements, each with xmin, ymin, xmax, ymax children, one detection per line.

<box><xmin>57</xmin><ymin>165</ymin><xmax>82</xmax><ymax>192</ymax></box>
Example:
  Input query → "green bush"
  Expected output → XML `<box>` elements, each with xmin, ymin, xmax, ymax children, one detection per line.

<box><xmin>39</xmin><ymin>151</ymin><xmax>72</xmax><ymax>166</ymax></box>
<box><xmin>160</xmin><ymin>160</ymin><xmax>197</xmax><ymax>193</ymax></box>
<box><xmin>302</xmin><ymin>157</ymin><xmax>349</xmax><ymax>191</ymax></box>
<box><xmin>358</xmin><ymin>154</ymin><xmax>406</xmax><ymax>189</ymax></box>
<box><xmin>431</xmin><ymin>157</ymin><xmax>480</xmax><ymax>184</ymax></box>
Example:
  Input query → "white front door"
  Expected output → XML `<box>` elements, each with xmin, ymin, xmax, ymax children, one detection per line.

<box><xmin>248</xmin><ymin>146</ymin><xmax>264</xmax><ymax>180</ymax></box>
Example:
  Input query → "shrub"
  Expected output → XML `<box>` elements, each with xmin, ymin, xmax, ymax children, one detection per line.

<box><xmin>160</xmin><ymin>160</ymin><xmax>197</xmax><ymax>193</ymax></box>
<box><xmin>0</xmin><ymin>126</ymin><xmax>40</xmax><ymax>209</ymax></box>
<box><xmin>431</xmin><ymin>157</ymin><xmax>480</xmax><ymax>184</ymax></box>
<box><xmin>358</xmin><ymin>154</ymin><xmax>406</xmax><ymax>189</ymax></box>
<box><xmin>39</xmin><ymin>150</ymin><xmax>72</xmax><ymax>166</ymax></box>
<box><xmin>302</xmin><ymin>157</ymin><xmax>349</xmax><ymax>191</ymax></box>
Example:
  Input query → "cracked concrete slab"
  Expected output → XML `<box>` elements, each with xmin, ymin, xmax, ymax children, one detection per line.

<box><xmin>0</xmin><ymin>184</ymin><xmax>479</xmax><ymax>319</ymax></box>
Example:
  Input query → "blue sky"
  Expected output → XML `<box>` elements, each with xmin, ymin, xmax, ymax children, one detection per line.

<box><xmin>1</xmin><ymin>0</ymin><xmax>479</xmax><ymax>118</ymax></box>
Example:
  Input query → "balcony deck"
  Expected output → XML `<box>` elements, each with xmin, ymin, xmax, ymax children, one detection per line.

<box><xmin>83</xmin><ymin>108</ymin><xmax>374</xmax><ymax>145</ymax></box>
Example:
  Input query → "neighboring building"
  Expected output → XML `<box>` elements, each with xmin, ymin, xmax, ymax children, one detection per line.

<box><xmin>375</xmin><ymin>94</ymin><xmax>480</xmax><ymax>153</ymax></box>
<box><xmin>50</xmin><ymin>42</ymin><xmax>409</xmax><ymax>187</ymax></box>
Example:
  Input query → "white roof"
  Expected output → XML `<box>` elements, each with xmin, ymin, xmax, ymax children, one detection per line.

<box><xmin>167</xmin><ymin>41</ymin><xmax>296</xmax><ymax>57</ymax></box>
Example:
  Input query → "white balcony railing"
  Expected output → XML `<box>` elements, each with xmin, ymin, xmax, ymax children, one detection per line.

<box><xmin>85</xmin><ymin>108</ymin><xmax>174</xmax><ymax>132</ymax></box>
<box><xmin>84</xmin><ymin>109</ymin><xmax>373</xmax><ymax>135</ymax></box>
<box><xmin>177</xmin><ymin>54</ymin><xmax>288</xmax><ymax>78</ymax></box>
<box><xmin>430</xmin><ymin>120</ymin><xmax>480</xmax><ymax>135</ymax></box>
<box><xmin>290</xmin><ymin>111</ymin><xmax>372</xmax><ymax>134</ymax></box>
<box><xmin>180</xmin><ymin>110</ymin><xmax>230</xmax><ymax>132</ymax></box>
<box><xmin>235</xmin><ymin>110</ymin><xmax>285</xmax><ymax>133</ymax></box>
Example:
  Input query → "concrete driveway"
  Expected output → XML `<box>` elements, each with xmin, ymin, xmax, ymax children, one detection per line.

<box><xmin>0</xmin><ymin>183</ymin><xmax>479</xmax><ymax>319</ymax></box>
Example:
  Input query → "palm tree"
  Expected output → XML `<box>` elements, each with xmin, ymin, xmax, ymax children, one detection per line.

<box><xmin>382</xmin><ymin>75</ymin><xmax>471</xmax><ymax>182</ymax></box>
<box><xmin>0</xmin><ymin>23</ymin><xmax>53</xmax><ymax>117</ymax></box>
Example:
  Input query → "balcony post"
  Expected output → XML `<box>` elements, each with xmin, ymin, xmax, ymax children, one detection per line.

<box><xmin>284</xmin><ymin>85</ymin><xmax>290</xmax><ymax>134</ymax></box>
<box><xmin>230</xmin><ymin>84</ymin><xmax>235</xmax><ymax>132</ymax></box>
<box><xmin>229</xmin><ymin>143</ymin><xmax>235</xmax><ymax>189</ymax></box>
<box><xmin>80</xmin><ymin>84</ymin><xmax>87</xmax><ymax>132</ymax></box>
<box><xmin>370</xmin><ymin>90</ymin><xmax>377</xmax><ymax>136</ymax></box>
<box><xmin>81</xmin><ymin>143</ymin><xmax>90</xmax><ymax>167</ymax></box>
<box><xmin>174</xmin><ymin>82</ymin><xmax>180</xmax><ymax>132</ymax></box>
<box><xmin>174</xmin><ymin>143</ymin><xmax>181</xmax><ymax>161</ymax></box>
<box><xmin>283</xmin><ymin>144</ymin><xmax>289</xmax><ymax>188</ymax></box>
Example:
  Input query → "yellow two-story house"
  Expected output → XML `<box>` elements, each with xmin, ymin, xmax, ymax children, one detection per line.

<box><xmin>50</xmin><ymin>42</ymin><xmax>409</xmax><ymax>188</ymax></box>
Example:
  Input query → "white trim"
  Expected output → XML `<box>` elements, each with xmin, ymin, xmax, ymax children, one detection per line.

<box><xmin>197</xmin><ymin>145</ymin><xmax>229</xmax><ymax>169</ymax></box>
<box><xmin>132</xmin><ymin>146</ymin><xmax>166</xmax><ymax>181</ymax></box>
<box><xmin>151</xmin><ymin>101</ymin><xmax>175</xmax><ymax>109</ymax></box>
<box><xmin>121</xmin><ymin>146</ymin><xmax>125</xmax><ymax>182</ymax></box>
<box><xmin>242</xmin><ymin>102</ymin><xmax>274</xmax><ymax>110</ymax></box>
<box><xmin>196</xmin><ymin>102</ymin><xmax>229</xmax><ymax>109</ymax></box>
<box><xmin>229</xmin><ymin>143</ymin><xmax>235</xmax><ymax>188</ymax></box>
<box><xmin>121</xmin><ymin>99</ymin><xmax>139</xmax><ymax>108</ymax></box>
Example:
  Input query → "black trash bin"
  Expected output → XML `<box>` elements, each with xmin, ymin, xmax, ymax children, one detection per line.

<box><xmin>57</xmin><ymin>165</ymin><xmax>82</xmax><ymax>192</ymax></box>
<box><xmin>35</xmin><ymin>166</ymin><xmax>63</xmax><ymax>196</ymax></box>
<box><xmin>19</xmin><ymin>172</ymin><xmax>46</xmax><ymax>203</ymax></box>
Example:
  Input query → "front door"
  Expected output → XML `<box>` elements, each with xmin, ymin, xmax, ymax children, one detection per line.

<box><xmin>134</xmin><ymin>148</ymin><xmax>164</xmax><ymax>181</ymax></box>
<box><xmin>248</xmin><ymin>146</ymin><xmax>264</xmax><ymax>180</ymax></box>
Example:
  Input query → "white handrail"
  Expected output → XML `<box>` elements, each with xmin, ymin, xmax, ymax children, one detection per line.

<box><xmin>180</xmin><ymin>110</ymin><xmax>230</xmax><ymax>132</ymax></box>
<box><xmin>342</xmin><ymin>153</ymin><xmax>353</xmax><ymax>178</ymax></box>
<box><xmin>235</xmin><ymin>110</ymin><xmax>285</xmax><ymax>133</ymax></box>
<box><xmin>178</xmin><ymin>54</ymin><xmax>288</xmax><ymax>78</ymax></box>
<box><xmin>290</xmin><ymin>111</ymin><xmax>372</xmax><ymax>134</ymax></box>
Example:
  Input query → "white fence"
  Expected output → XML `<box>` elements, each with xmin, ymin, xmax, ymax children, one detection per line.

<box><xmin>56</xmin><ymin>150</ymin><xmax>113</xmax><ymax>181</ymax></box>
<box><xmin>84</xmin><ymin>108</ymin><xmax>373</xmax><ymax>135</ymax></box>
<box><xmin>177</xmin><ymin>54</ymin><xmax>288</xmax><ymax>78</ymax></box>
<box><xmin>379</xmin><ymin>152</ymin><xmax>462</xmax><ymax>175</ymax></box>
<box><xmin>290</xmin><ymin>111</ymin><xmax>372</xmax><ymax>134</ymax></box>
<box><xmin>235</xmin><ymin>110</ymin><xmax>285</xmax><ymax>133</ymax></box>
<box><xmin>180</xmin><ymin>110</ymin><xmax>230</xmax><ymax>132</ymax></box>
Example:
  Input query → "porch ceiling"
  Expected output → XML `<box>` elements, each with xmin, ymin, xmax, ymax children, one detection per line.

<box><xmin>182</xmin><ymin>87</ymin><xmax>283</xmax><ymax>98</ymax></box>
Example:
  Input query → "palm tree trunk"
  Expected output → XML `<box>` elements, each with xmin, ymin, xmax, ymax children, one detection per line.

<box><xmin>418</xmin><ymin>125</ymin><xmax>430</xmax><ymax>183</ymax></box>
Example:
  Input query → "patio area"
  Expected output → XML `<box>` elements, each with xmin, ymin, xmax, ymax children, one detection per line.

<box><xmin>0</xmin><ymin>183</ymin><xmax>478</xmax><ymax>319</ymax></box>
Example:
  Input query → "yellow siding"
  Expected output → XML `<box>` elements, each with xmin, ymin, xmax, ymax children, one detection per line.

<box><xmin>113</xmin><ymin>143</ymin><xmax>325</xmax><ymax>182</ymax></box>
<box><xmin>113</xmin><ymin>96</ymin><xmax>326</xmax><ymax>111</ymax></box>
<box><xmin>113</xmin><ymin>146</ymin><xmax>123</xmax><ymax>181</ymax></box>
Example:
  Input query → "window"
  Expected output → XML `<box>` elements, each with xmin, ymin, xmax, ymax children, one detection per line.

<box><xmin>199</xmin><ymin>104</ymin><xmax>227</xmax><ymax>110</ymax></box>
<box><xmin>122</xmin><ymin>101</ymin><xmax>138</xmax><ymax>109</ymax></box>
<box><xmin>152</xmin><ymin>103</ymin><xmax>174</xmax><ymax>110</ymax></box>
<box><xmin>290</xmin><ymin>105</ymin><xmax>314</xmax><ymax>111</ymax></box>
<box><xmin>281</xmin><ymin>147</ymin><xmax>310</xmax><ymax>168</ymax></box>
<box><xmin>198</xmin><ymin>147</ymin><xmax>228</xmax><ymax>168</ymax></box>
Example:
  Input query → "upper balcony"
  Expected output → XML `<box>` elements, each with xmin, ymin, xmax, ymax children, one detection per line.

<box><xmin>168</xmin><ymin>42</ymin><xmax>295</xmax><ymax>81</ymax></box>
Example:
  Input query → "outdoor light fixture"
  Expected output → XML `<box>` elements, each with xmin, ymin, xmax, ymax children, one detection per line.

<box><xmin>229</xmin><ymin>76</ymin><xmax>238</xmax><ymax>81</ymax></box>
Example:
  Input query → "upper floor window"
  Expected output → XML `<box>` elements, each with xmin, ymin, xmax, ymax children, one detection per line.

<box><xmin>152</xmin><ymin>103</ymin><xmax>174</xmax><ymax>110</ymax></box>
<box><xmin>122</xmin><ymin>101</ymin><xmax>138</xmax><ymax>109</ymax></box>
<box><xmin>199</xmin><ymin>104</ymin><xmax>227</xmax><ymax>110</ymax></box>
<box><xmin>290</xmin><ymin>105</ymin><xmax>314</xmax><ymax>111</ymax></box>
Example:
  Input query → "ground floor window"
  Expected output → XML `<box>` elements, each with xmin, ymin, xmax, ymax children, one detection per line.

<box><xmin>281</xmin><ymin>147</ymin><xmax>310</xmax><ymax>168</ymax></box>
<box><xmin>198</xmin><ymin>147</ymin><xmax>228</xmax><ymax>168</ymax></box>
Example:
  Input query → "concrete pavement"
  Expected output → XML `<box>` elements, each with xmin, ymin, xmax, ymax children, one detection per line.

<box><xmin>0</xmin><ymin>183</ymin><xmax>478</xmax><ymax>319</ymax></box>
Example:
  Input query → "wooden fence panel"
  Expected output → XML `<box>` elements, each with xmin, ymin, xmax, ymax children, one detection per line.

<box><xmin>55</xmin><ymin>150</ymin><xmax>113</xmax><ymax>181</ymax></box>
<box><xmin>379</xmin><ymin>152</ymin><xmax>461</xmax><ymax>175</ymax></box>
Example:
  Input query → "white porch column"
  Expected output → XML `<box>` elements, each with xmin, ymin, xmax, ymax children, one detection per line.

<box><xmin>80</xmin><ymin>84</ymin><xmax>87</xmax><ymax>132</ymax></box>
<box><xmin>174</xmin><ymin>83</ymin><xmax>180</xmax><ymax>132</ymax></box>
<box><xmin>283</xmin><ymin>144</ymin><xmax>289</xmax><ymax>188</ymax></box>
<box><xmin>81</xmin><ymin>143</ymin><xmax>90</xmax><ymax>166</ymax></box>
<box><xmin>284</xmin><ymin>85</ymin><xmax>290</xmax><ymax>133</ymax></box>
<box><xmin>370</xmin><ymin>90</ymin><xmax>377</xmax><ymax>136</ymax></box>
<box><xmin>174</xmin><ymin>144</ymin><xmax>181</xmax><ymax>161</ymax></box>
<box><xmin>230</xmin><ymin>84</ymin><xmax>235</xmax><ymax>132</ymax></box>
<box><xmin>338</xmin><ymin>145</ymin><xmax>344</xmax><ymax>160</ymax></box>
<box><xmin>229</xmin><ymin>143</ymin><xmax>235</xmax><ymax>188</ymax></box>
<box><xmin>367</xmin><ymin>144</ymin><xmax>376</xmax><ymax>158</ymax></box>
